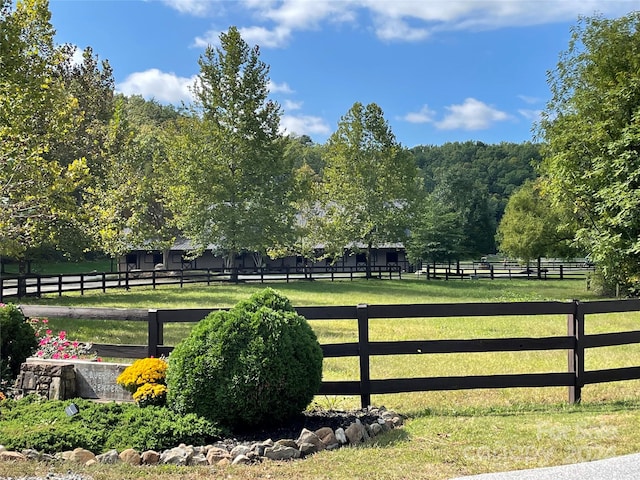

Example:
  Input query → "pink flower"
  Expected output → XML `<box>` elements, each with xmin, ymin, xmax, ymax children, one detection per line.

<box><xmin>46</xmin><ymin>330</ymin><xmax>52</xmax><ymax>335</ymax></box>
<box><xmin>39</xmin><ymin>339</ymin><xmax>48</xmax><ymax>346</ymax></box>
<box><xmin>42</xmin><ymin>318</ymin><xmax>48</xmax><ymax>324</ymax></box>
<box><xmin>52</xmin><ymin>353</ymin><xmax>60</xmax><ymax>359</ymax></box>
<box><xmin>36</xmin><ymin>351</ymin><xmax>44</xmax><ymax>357</ymax></box>
<box><xmin>59</xmin><ymin>331</ymin><xmax>66</xmax><ymax>340</ymax></box>
<box><xmin>72</xmin><ymin>341</ymin><xmax>79</xmax><ymax>348</ymax></box>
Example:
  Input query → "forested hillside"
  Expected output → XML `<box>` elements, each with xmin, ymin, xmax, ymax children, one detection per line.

<box><xmin>411</xmin><ymin>141</ymin><xmax>541</xmax><ymax>220</ymax></box>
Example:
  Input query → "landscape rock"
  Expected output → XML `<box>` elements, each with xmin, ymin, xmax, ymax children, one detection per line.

<box><xmin>345</xmin><ymin>421</ymin><xmax>367</xmax><ymax>444</ymax></box>
<box><xmin>0</xmin><ymin>451</ymin><xmax>27</xmax><ymax>462</ymax></box>
<box><xmin>264</xmin><ymin>443</ymin><xmax>301</xmax><ymax>461</ymax></box>
<box><xmin>141</xmin><ymin>450</ymin><xmax>160</xmax><ymax>465</ymax></box>
<box><xmin>67</xmin><ymin>447</ymin><xmax>95</xmax><ymax>464</ymax></box>
<box><xmin>232</xmin><ymin>454</ymin><xmax>252</xmax><ymax>465</ymax></box>
<box><xmin>0</xmin><ymin>406</ymin><xmax>404</xmax><ymax>469</ymax></box>
<box><xmin>119</xmin><ymin>448</ymin><xmax>141</xmax><ymax>465</ymax></box>
<box><xmin>206</xmin><ymin>447</ymin><xmax>231</xmax><ymax>464</ymax></box>
<box><xmin>298</xmin><ymin>442</ymin><xmax>319</xmax><ymax>456</ymax></box>
<box><xmin>188</xmin><ymin>452</ymin><xmax>209</xmax><ymax>466</ymax></box>
<box><xmin>230</xmin><ymin>444</ymin><xmax>251</xmax><ymax>458</ymax></box>
<box><xmin>297</xmin><ymin>428</ymin><xmax>325</xmax><ymax>452</ymax></box>
<box><xmin>96</xmin><ymin>449</ymin><xmax>121</xmax><ymax>464</ymax></box>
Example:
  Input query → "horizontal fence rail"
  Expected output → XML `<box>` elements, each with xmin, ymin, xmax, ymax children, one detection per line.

<box><xmin>415</xmin><ymin>261</ymin><xmax>594</xmax><ymax>280</ymax></box>
<box><xmin>1</xmin><ymin>265</ymin><xmax>402</xmax><ymax>300</ymax></box>
<box><xmin>18</xmin><ymin>298</ymin><xmax>640</xmax><ymax>408</ymax></box>
<box><xmin>1</xmin><ymin>261</ymin><xmax>594</xmax><ymax>301</ymax></box>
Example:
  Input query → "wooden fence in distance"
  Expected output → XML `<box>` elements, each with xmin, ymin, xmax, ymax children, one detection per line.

<box><xmin>1</xmin><ymin>266</ymin><xmax>402</xmax><ymax>301</ymax></box>
<box><xmin>19</xmin><ymin>298</ymin><xmax>640</xmax><ymax>408</ymax></box>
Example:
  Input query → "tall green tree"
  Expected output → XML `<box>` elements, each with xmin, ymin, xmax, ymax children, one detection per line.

<box><xmin>88</xmin><ymin>97</ymin><xmax>179</xmax><ymax>263</ymax></box>
<box><xmin>538</xmin><ymin>12</ymin><xmax>640</xmax><ymax>293</ymax></box>
<box><xmin>321</xmin><ymin>102</ymin><xmax>421</xmax><ymax>277</ymax></box>
<box><xmin>405</xmin><ymin>196</ymin><xmax>465</xmax><ymax>265</ymax></box>
<box><xmin>496</xmin><ymin>180</ymin><xmax>579</xmax><ymax>273</ymax></box>
<box><xmin>162</xmin><ymin>27</ymin><xmax>295</xmax><ymax>276</ymax></box>
<box><xmin>431</xmin><ymin>166</ymin><xmax>497</xmax><ymax>257</ymax></box>
<box><xmin>0</xmin><ymin>0</ymin><xmax>87</xmax><ymax>264</ymax></box>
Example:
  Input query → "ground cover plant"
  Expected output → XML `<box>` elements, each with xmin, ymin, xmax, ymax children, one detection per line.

<box><xmin>0</xmin><ymin>396</ymin><xmax>222</xmax><ymax>453</ymax></box>
<box><xmin>5</xmin><ymin>278</ymin><xmax>640</xmax><ymax>479</ymax></box>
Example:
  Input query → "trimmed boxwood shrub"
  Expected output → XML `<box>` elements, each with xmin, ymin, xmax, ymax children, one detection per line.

<box><xmin>0</xmin><ymin>303</ymin><xmax>37</xmax><ymax>384</ymax></box>
<box><xmin>166</xmin><ymin>288</ymin><xmax>323</xmax><ymax>431</ymax></box>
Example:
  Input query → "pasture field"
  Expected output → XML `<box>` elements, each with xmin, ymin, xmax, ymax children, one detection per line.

<box><xmin>6</xmin><ymin>278</ymin><xmax>640</xmax><ymax>479</ymax></box>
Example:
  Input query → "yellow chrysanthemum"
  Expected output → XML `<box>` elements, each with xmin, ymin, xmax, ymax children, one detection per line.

<box><xmin>116</xmin><ymin>357</ymin><xmax>167</xmax><ymax>394</ymax></box>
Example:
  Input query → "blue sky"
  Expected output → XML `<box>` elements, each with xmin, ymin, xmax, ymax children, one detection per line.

<box><xmin>48</xmin><ymin>0</ymin><xmax>637</xmax><ymax>148</ymax></box>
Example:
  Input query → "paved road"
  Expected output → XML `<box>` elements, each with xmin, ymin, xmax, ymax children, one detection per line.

<box><xmin>450</xmin><ymin>453</ymin><xmax>640</xmax><ymax>479</ymax></box>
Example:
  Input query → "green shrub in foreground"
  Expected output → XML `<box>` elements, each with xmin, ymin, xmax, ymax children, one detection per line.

<box><xmin>0</xmin><ymin>303</ymin><xmax>38</xmax><ymax>384</ymax></box>
<box><xmin>0</xmin><ymin>396</ymin><xmax>222</xmax><ymax>453</ymax></box>
<box><xmin>166</xmin><ymin>288</ymin><xmax>323</xmax><ymax>431</ymax></box>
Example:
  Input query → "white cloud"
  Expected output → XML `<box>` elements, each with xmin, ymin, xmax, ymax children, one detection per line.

<box><xmin>268</xmin><ymin>80</ymin><xmax>294</xmax><ymax>94</ymax></box>
<box><xmin>116</xmin><ymin>69</ymin><xmax>196</xmax><ymax>104</ymax></box>
<box><xmin>518</xmin><ymin>108</ymin><xmax>543</xmax><ymax>121</ymax></box>
<box><xmin>518</xmin><ymin>94</ymin><xmax>542</xmax><ymax>105</ymax></box>
<box><xmin>436</xmin><ymin>98</ymin><xmax>510</xmax><ymax>130</ymax></box>
<box><xmin>71</xmin><ymin>47</ymin><xmax>84</xmax><ymax>66</ymax></box>
<box><xmin>160</xmin><ymin>0</ymin><xmax>211</xmax><ymax>16</ymax></box>
<box><xmin>280</xmin><ymin>114</ymin><xmax>331</xmax><ymax>137</ymax></box>
<box><xmin>374</xmin><ymin>17</ymin><xmax>429</xmax><ymax>41</ymax></box>
<box><xmin>403</xmin><ymin>105</ymin><xmax>436</xmax><ymax>123</ymax></box>
<box><xmin>360</xmin><ymin>0</ymin><xmax>633</xmax><ymax>39</ymax></box>
<box><xmin>283</xmin><ymin>99</ymin><xmax>303</xmax><ymax>111</ymax></box>
<box><xmin>239</xmin><ymin>25</ymin><xmax>293</xmax><ymax>48</ymax></box>
<box><xmin>184</xmin><ymin>1</ymin><xmax>634</xmax><ymax>49</ymax></box>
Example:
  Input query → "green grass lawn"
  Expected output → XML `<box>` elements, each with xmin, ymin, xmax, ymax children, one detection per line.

<box><xmin>6</xmin><ymin>278</ymin><xmax>640</xmax><ymax>479</ymax></box>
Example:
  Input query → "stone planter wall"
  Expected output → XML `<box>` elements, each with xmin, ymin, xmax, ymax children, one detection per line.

<box><xmin>13</xmin><ymin>362</ymin><xmax>76</xmax><ymax>400</ymax></box>
<box><xmin>14</xmin><ymin>359</ymin><xmax>133</xmax><ymax>402</ymax></box>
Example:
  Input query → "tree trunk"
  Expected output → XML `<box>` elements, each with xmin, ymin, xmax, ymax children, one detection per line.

<box><xmin>366</xmin><ymin>241</ymin><xmax>373</xmax><ymax>279</ymax></box>
<box><xmin>537</xmin><ymin>256</ymin><xmax>542</xmax><ymax>280</ymax></box>
<box><xmin>225</xmin><ymin>252</ymin><xmax>239</xmax><ymax>283</ymax></box>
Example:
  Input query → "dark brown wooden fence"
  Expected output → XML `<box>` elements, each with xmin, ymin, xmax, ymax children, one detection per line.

<box><xmin>19</xmin><ymin>298</ymin><xmax>640</xmax><ymax>408</ymax></box>
<box><xmin>1</xmin><ymin>266</ymin><xmax>402</xmax><ymax>300</ymax></box>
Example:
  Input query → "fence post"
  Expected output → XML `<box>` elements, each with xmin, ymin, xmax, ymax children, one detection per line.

<box><xmin>80</xmin><ymin>274</ymin><xmax>84</xmax><ymax>296</ymax></box>
<box><xmin>148</xmin><ymin>309</ymin><xmax>160</xmax><ymax>358</ymax></box>
<box><xmin>357</xmin><ymin>303</ymin><xmax>371</xmax><ymax>409</ymax></box>
<box><xmin>567</xmin><ymin>299</ymin><xmax>584</xmax><ymax>403</ymax></box>
<box><xmin>36</xmin><ymin>275</ymin><xmax>41</xmax><ymax>297</ymax></box>
<box><xmin>102</xmin><ymin>272</ymin><xmax>106</xmax><ymax>293</ymax></box>
<box><xmin>560</xmin><ymin>265</ymin><xmax>564</xmax><ymax>280</ymax></box>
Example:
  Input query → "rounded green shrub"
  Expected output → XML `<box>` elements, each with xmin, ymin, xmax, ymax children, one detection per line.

<box><xmin>166</xmin><ymin>288</ymin><xmax>323</xmax><ymax>431</ymax></box>
<box><xmin>0</xmin><ymin>303</ymin><xmax>38</xmax><ymax>383</ymax></box>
